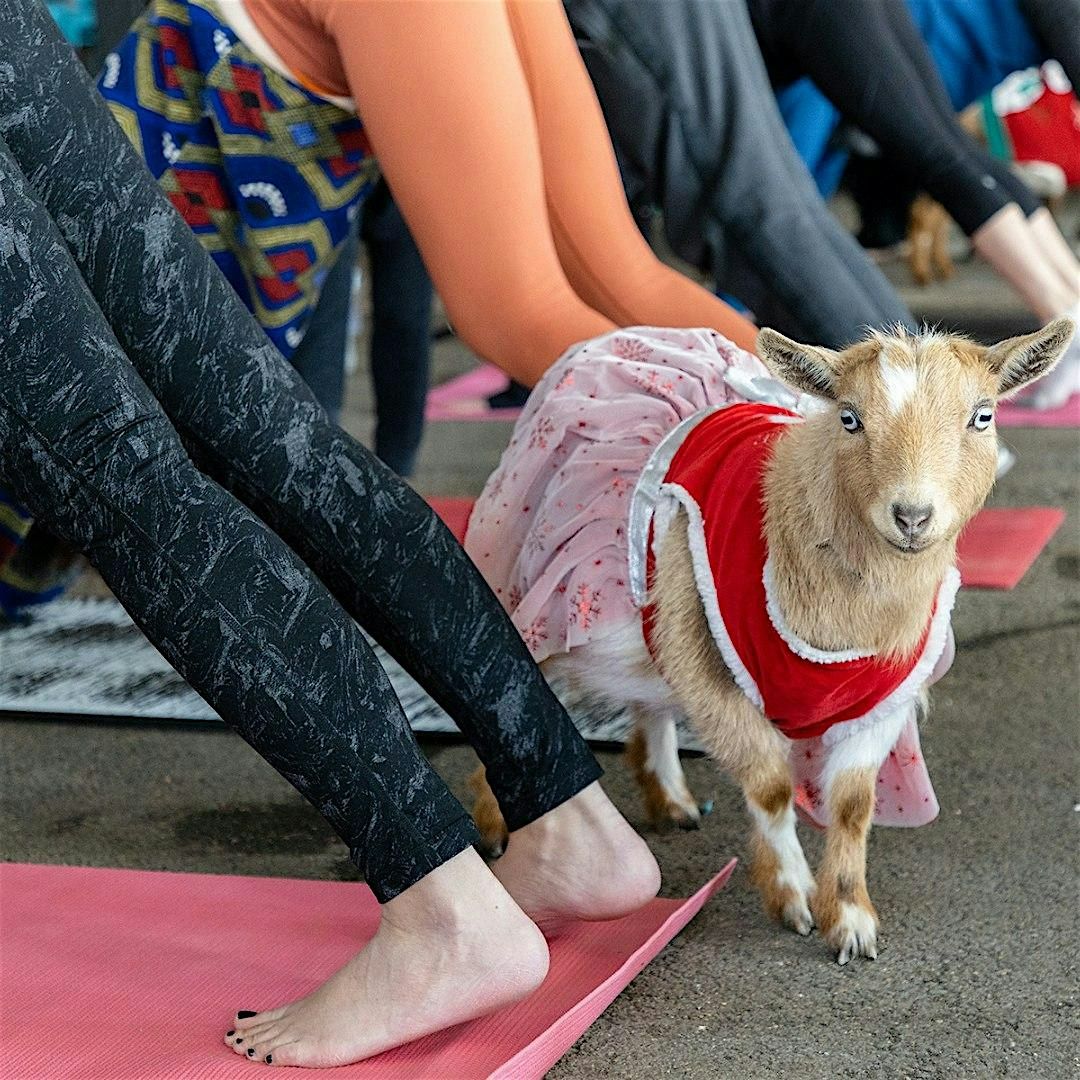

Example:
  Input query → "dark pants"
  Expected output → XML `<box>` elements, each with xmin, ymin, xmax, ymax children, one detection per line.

<box><xmin>566</xmin><ymin>0</ymin><xmax>915</xmax><ymax>348</ymax></box>
<box><xmin>0</xmin><ymin>0</ymin><xmax>600</xmax><ymax>901</ymax></box>
<box><xmin>748</xmin><ymin>0</ymin><xmax>1040</xmax><ymax>235</ymax></box>
<box><xmin>363</xmin><ymin>181</ymin><xmax>434</xmax><ymax>479</ymax></box>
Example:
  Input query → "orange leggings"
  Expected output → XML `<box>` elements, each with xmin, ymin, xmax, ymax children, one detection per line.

<box><xmin>245</xmin><ymin>0</ymin><xmax>758</xmax><ymax>385</ymax></box>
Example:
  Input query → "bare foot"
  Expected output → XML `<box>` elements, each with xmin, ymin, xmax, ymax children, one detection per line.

<box><xmin>225</xmin><ymin>848</ymin><xmax>547</xmax><ymax>1068</ymax></box>
<box><xmin>491</xmin><ymin>781</ymin><xmax>661</xmax><ymax>928</ymax></box>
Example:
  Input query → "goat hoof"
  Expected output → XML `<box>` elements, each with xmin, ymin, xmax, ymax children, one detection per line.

<box><xmin>642</xmin><ymin>789</ymin><xmax>703</xmax><ymax>832</ymax></box>
<box><xmin>784</xmin><ymin>901</ymin><xmax>814</xmax><ymax>937</ymax></box>
<box><xmin>829</xmin><ymin>903</ymin><xmax>878</xmax><ymax>965</ymax></box>
<box><xmin>476</xmin><ymin>837</ymin><xmax>505</xmax><ymax>860</ymax></box>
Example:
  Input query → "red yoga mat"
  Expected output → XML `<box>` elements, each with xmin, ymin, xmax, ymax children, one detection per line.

<box><xmin>429</xmin><ymin>497</ymin><xmax>1063</xmax><ymax>591</ymax></box>
<box><xmin>0</xmin><ymin>860</ymin><xmax>735</xmax><ymax>1080</ymax></box>
<box><xmin>955</xmin><ymin>506</ymin><xmax>1066</xmax><ymax>589</ymax></box>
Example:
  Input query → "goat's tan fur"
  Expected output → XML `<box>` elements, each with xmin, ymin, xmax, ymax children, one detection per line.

<box><xmin>470</xmin><ymin>318</ymin><xmax>1074</xmax><ymax>963</ymax></box>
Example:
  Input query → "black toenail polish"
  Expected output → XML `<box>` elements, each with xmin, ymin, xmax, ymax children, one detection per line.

<box><xmin>226</xmin><ymin>1031</ymin><xmax>235</xmax><ymax>1037</ymax></box>
<box><xmin>247</xmin><ymin>1049</ymin><xmax>255</xmax><ymax>1057</ymax></box>
<box><xmin>237</xmin><ymin>1011</ymin><xmax>256</xmax><ymax>1018</ymax></box>
<box><xmin>265</xmin><ymin>1055</ymin><xmax>273</xmax><ymax>1064</ymax></box>
<box><xmin>236</xmin><ymin>1039</ymin><xmax>243</xmax><ymax>1045</ymax></box>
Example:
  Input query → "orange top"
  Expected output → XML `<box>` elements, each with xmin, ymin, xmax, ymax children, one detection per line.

<box><xmin>241</xmin><ymin>0</ymin><xmax>758</xmax><ymax>384</ymax></box>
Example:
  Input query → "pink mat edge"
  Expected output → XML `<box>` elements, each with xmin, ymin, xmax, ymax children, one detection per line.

<box><xmin>996</xmin><ymin>392</ymin><xmax>1079</xmax><ymax>428</ymax></box>
<box><xmin>426</xmin><ymin>364</ymin><xmax>509</xmax><ymax>405</ymax></box>
<box><xmin>425</xmin><ymin>403</ymin><xmax>523</xmax><ymax>424</ymax></box>
<box><xmin>490</xmin><ymin>857</ymin><xmax>737</xmax><ymax>1080</ymax></box>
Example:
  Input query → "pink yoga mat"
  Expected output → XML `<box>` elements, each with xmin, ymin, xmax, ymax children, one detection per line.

<box><xmin>955</xmin><ymin>506</ymin><xmax>1065</xmax><ymax>589</ymax></box>
<box><xmin>0</xmin><ymin>860</ymin><xmax>735</xmax><ymax>1079</ymax></box>
<box><xmin>996</xmin><ymin>392</ymin><xmax>1079</xmax><ymax>428</ymax></box>
<box><xmin>425</xmin><ymin>364</ymin><xmax>522</xmax><ymax>423</ymax></box>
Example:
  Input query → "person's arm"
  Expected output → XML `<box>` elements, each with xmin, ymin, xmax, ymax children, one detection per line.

<box><xmin>314</xmin><ymin>0</ymin><xmax>756</xmax><ymax>386</ymax></box>
<box><xmin>504</xmin><ymin>0</ymin><xmax>759</xmax><ymax>353</ymax></box>
<box><xmin>315</xmin><ymin>0</ymin><xmax>612</xmax><ymax>386</ymax></box>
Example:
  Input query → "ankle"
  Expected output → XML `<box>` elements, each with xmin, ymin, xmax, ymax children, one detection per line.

<box><xmin>380</xmin><ymin>848</ymin><xmax>523</xmax><ymax>937</ymax></box>
<box><xmin>516</xmin><ymin>782</ymin><xmax>613</xmax><ymax>839</ymax></box>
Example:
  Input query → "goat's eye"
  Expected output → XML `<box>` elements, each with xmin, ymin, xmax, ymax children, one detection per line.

<box><xmin>969</xmin><ymin>406</ymin><xmax>994</xmax><ymax>431</ymax></box>
<box><xmin>839</xmin><ymin>408</ymin><xmax>863</xmax><ymax>433</ymax></box>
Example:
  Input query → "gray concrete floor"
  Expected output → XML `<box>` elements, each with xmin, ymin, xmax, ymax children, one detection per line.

<box><xmin>2</xmin><ymin>251</ymin><xmax>1078</xmax><ymax>1079</ymax></box>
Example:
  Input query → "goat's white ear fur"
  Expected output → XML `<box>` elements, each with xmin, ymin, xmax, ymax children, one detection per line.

<box><xmin>756</xmin><ymin>328</ymin><xmax>841</xmax><ymax>400</ymax></box>
<box><xmin>983</xmin><ymin>316</ymin><xmax>1075</xmax><ymax>399</ymax></box>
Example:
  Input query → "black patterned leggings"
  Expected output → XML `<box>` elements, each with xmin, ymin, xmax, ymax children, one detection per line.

<box><xmin>0</xmin><ymin>0</ymin><xmax>601</xmax><ymax>902</ymax></box>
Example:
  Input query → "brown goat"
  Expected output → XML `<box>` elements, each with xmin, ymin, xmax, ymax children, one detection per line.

<box><xmin>471</xmin><ymin>318</ymin><xmax>1073</xmax><ymax>963</ymax></box>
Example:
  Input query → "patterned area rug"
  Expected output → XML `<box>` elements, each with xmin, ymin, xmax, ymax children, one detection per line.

<box><xmin>0</xmin><ymin>599</ymin><xmax>704</xmax><ymax>751</ymax></box>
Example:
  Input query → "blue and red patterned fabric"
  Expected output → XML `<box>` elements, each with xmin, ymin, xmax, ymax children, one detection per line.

<box><xmin>96</xmin><ymin>0</ymin><xmax>378</xmax><ymax>358</ymax></box>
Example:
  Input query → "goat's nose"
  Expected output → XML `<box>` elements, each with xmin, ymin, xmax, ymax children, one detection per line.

<box><xmin>892</xmin><ymin>503</ymin><xmax>933</xmax><ymax>541</ymax></box>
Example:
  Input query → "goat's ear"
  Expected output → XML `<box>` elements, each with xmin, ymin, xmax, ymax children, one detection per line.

<box><xmin>983</xmin><ymin>316</ymin><xmax>1075</xmax><ymax>398</ymax></box>
<box><xmin>756</xmin><ymin>328</ymin><xmax>841</xmax><ymax>400</ymax></box>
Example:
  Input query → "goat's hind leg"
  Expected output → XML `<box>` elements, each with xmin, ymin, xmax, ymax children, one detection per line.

<box><xmin>468</xmin><ymin>766</ymin><xmax>509</xmax><ymax>858</ymax></box>
<box><xmin>625</xmin><ymin>705</ymin><xmax>704</xmax><ymax>830</ymax></box>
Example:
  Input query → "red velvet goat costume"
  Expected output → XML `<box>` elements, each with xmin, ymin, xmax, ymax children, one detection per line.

<box><xmin>640</xmin><ymin>403</ymin><xmax>959</xmax><ymax>827</ymax></box>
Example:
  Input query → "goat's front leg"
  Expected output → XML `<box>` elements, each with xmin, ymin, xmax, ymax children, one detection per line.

<box><xmin>737</xmin><ymin>748</ymin><xmax>816</xmax><ymax>936</ymax></box>
<box><xmin>814</xmin><ymin>709</ymin><xmax>908</xmax><ymax>964</ymax></box>
<box><xmin>651</xmin><ymin>510</ymin><xmax>813</xmax><ymax>933</ymax></box>
<box><xmin>814</xmin><ymin>766</ymin><xmax>878</xmax><ymax>963</ymax></box>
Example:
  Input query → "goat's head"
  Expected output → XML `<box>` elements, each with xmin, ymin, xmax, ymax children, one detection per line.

<box><xmin>757</xmin><ymin>318</ymin><xmax>1074</xmax><ymax>557</ymax></box>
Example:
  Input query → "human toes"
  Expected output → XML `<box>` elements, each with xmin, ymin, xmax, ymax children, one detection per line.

<box><xmin>234</xmin><ymin>1007</ymin><xmax>282</xmax><ymax>1031</ymax></box>
<box><xmin>254</xmin><ymin>1038</ymin><xmax>301</xmax><ymax>1067</ymax></box>
<box><xmin>224</xmin><ymin>1029</ymin><xmax>250</xmax><ymax>1055</ymax></box>
<box><xmin>234</xmin><ymin>1021</ymin><xmax>282</xmax><ymax>1052</ymax></box>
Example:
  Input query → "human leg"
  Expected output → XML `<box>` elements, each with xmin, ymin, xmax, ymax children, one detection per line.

<box><xmin>0</xmin><ymin>2</ymin><xmax>608</xmax><ymax>838</ymax></box>
<box><xmin>288</xmin><ymin>225</ymin><xmax>360</xmax><ymax>423</ymax></box>
<box><xmin>0</xmin><ymin>126</ymin><xmax>551</xmax><ymax>1067</ymax></box>
<box><xmin>0</xmin><ymin>129</ymin><xmax>478</xmax><ymax>903</ymax></box>
<box><xmin>569</xmin><ymin>0</ymin><xmax>914</xmax><ymax>347</ymax></box>
<box><xmin>697</xmin><ymin>0</ymin><xmax>916</xmax><ymax>344</ymax></box>
<box><xmin>755</xmin><ymin>0</ymin><xmax>1022</xmax><ymax>234</ymax></box>
<box><xmin>752</xmin><ymin>0</ymin><xmax>1079</xmax><ymax>336</ymax></box>
<box><xmin>362</xmin><ymin>179</ymin><xmax>434</xmax><ymax>477</ymax></box>
<box><xmin>880</xmin><ymin>0</ymin><xmax>1079</xmax><ymax>318</ymax></box>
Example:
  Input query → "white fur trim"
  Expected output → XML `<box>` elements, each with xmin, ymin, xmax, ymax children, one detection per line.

<box><xmin>820</xmin><ymin>702</ymin><xmax>910</xmax><ymax>793</ymax></box>
<box><xmin>762</xmin><ymin>556</ymin><xmax>874</xmax><ymax>664</ymax></box>
<box><xmin>652</xmin><ymin>483</ymin><xmax>764</xmax><ymax>710</ymax></box>
<box><xmin>820</xmin><ymin>566</ymin><xmax>962</xmax><ymax>748</ymax></box>
<box><xmin>629</xmin><ymin>408</ymin><xmax>801</xmax><ymax>608</ymax></box>
<box><xmin>628</xmin><ymin>408</ymin><xmax>724</xmax><ymax>607</ymax></box>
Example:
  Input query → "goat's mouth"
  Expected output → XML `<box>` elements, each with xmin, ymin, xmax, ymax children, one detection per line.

<box><xmin>882</xmin><ymin>534</ymin><xmax>935</xmax><ymax>556</ymax></box>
